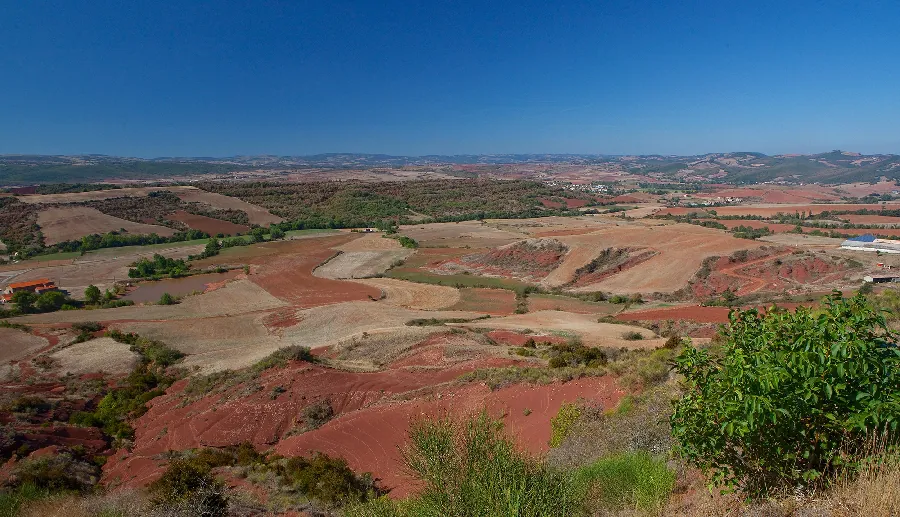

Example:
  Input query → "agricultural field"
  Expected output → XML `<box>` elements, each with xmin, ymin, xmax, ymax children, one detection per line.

<box><xmin>0</xmin><ymin>185</ymin><xmax>892</xmax><ymax>514</ymax></box>
<box><xmin>36</xmin><ymin>206</ymin><xmax>176</xmax><ymax>244</ymax></box>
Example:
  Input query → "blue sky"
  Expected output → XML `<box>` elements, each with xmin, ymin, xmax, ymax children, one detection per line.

<box><xmin>1</xmin><ymin>0</ymin><xmax>899</xmax><ymax>157</ymax></box>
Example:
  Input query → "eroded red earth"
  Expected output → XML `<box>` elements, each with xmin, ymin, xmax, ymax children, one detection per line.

<box><xmin>102</xmin><ymin>334</ymin><xmax>625</xmax><ymax>497</ymax></box>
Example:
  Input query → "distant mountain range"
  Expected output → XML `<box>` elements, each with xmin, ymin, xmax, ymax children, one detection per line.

<box><xmin>2</xmin><ymin>151</ymin><xmax>899</xmax><ymax>185</ymax></box>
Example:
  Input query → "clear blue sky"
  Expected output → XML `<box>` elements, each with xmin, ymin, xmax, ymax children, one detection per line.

<box><xmin>2</xmin><ymin>0</ymin><xmax>899</xmax><ymax>157</ymax></box>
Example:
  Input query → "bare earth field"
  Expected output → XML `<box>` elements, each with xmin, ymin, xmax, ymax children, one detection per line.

<box><xmin>171</xmin><ymin>188</ymin><xmax>282</xmax><ymax>225</ymax></box>
<box><xmin>15</xmin><ymin>186</ymin><xmax>197</xmax><ymax>204</ymax></box>
<box><xmin>352</xmin><ymin>278</ymin><xmax>461</xmax><ymax>310</ymax></box>
<box><xmin>165</xmin><ymin>210</ymin><xmax>250</xmax><ymax>235</ymax></box>
<box><xmin>37</xmin><ymin>206</ymin><xmax>176</xmax><ymax>245</ymax></box>
<box><xmin>49</xmin><ymin>337</ymin><xmax>139</xmax><ymax>376</ymax></box>
<box><xmin>16</xmin><ymin>186</ymin><xmax>282</xmax><ymax>227</ymax></box>
<box><xmin>710</xmin><ymin>203</ymin><xmax>900</xmax><ymax>217</ymax></box>
<box><xmin>451</xmin><ymin>310</ymin><xmax>663</xmax><ymax>347</ymax></box>
<box><xmin>553</xmin><ymin>223</ymin><xmax>762</xmax><ymax>293</ymax></box>
<box><xmin>0</xmin><ymin>328</ymin><xmax>48</xmax><ymax>363</ymax></box>
<box><xmin>0</xmin><ymin>208</ymin><xmax>884</xmax><ymax>505</ymax></box>
<box><xmin>839</xmin><ymin>214</ymin><xmax>900</xmax><ymax>225</ymax></box>
<box><xmin>314</xmin><ymin>234</ymin><xmax>414</xmax><ymax>279</ymax></box>
<box><xmin>401</xmin><ymin>221</ymin><xmax>527</xmax><ymax>248</ymax></box>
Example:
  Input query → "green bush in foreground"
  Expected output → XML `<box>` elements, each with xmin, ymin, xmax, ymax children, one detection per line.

<box><xmin>671</xmin><ymin>293</ymin><xmax>900</xmax><ymax>495</ymax></box>
<box><xmin>346</xmin><ymin>413</ymin><xmax>585</xmax><ymax>517</ymax></box>
<box><xmin>574</xmin><ymin>451</ymin><xmax>675</xmax><ymax>513</ymax></box>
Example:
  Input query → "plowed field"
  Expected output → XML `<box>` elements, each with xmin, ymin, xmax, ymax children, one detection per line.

<box><xmin>37</xmin><ymin>206</ymin><xmax>175</xmax><ymax>245</ymax></box>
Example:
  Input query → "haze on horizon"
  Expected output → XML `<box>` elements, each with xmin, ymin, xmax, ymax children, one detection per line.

<box><xmin>2</xmin><ymin>0</ymin><xmax>899</xmax><ymax>158</ymax></box>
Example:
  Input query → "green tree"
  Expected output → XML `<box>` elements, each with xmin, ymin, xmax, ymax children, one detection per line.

<box><xmin>202</xmin><ymin>239</ymin><xmax>221</xmax><ymax>258</ymax></box>
<box><xmin>269</xmin><ymin>225</ymin><xmax>285</xmax><ymax>240</ymax></box>
<box><xmin>84</xmin><ymin>284</ymin><xmax>101</xmax><ymax>305</ymax></box>
<box><xmin>11</xmin><ymin>291</ymin><xmax>37</xmax><ymax>313</ymax></box>
<box><xmin>159</xmin><ymin>292</ymin><xmax>175</xmax><ymax>305</ymax></box>
<box><xmin>34</xmin><ymin>291</ymin><xmax>66</xmax><ymax>312</ymax></box>
<box><xmin>671</xmin><ymin>293</ymin><xmax>900</xmax><ymax>495</ymax></box>
<box><xmin>249</xmin><ymin>227</ymin><xmax>267</xmax><ymax>243</ymax></box>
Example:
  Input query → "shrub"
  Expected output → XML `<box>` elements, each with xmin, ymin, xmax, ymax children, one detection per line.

<box><xmin>346</xmin><ymin>413</ymin><xmax>585</xmax><ymax>516</ymax></box>
<box><xmin>549</xmin><ymin>403</ymin><xmax>582</xmax><ymax>448</ymax></box>
<box><xmin>574</xmin><ymin>451</ymin><xmax>674</xmax><ymax>513</ymax></box>
<box><xmin>158</xmin><ymin>292</ymin><xmax>175</xmax><ymax>305</ymax></box>
<box><xmin>621</xmin><ymin>330</ymin><xmax>644</xmax><ymax>341</ymax></box>
<box><xmin>84</xmin><ymin>284</ymin><xmax>101</xmax><ymax>305</ymax></box>
<box><xmin>671</xmin><ymin>293</ymin><xmax>900</xmax><ymax>495</ymax></box>
<box><xmin>275</xmin><ymin>453</ymin><xmax>379</xmax><ymax>507</ymax></box>
<box><xmin>547</xmin><ymin>341</ymin><xmax>607</xmax><ymax>369</ymax></box>
<box><xmin>9</xmin><ymin>453</ymin><xmax>100</xmax><ymax>492</ymax></box>
<box><xmin>301</xmin><ymin>400</ymin><xmax>334</xmax><ymax>431</ymax></box>
<box><xmin>663</xmin><ymin>334</ymin><xmax>683</xmax><ymax>349</ymax></box>
<box><xmin>72</xmin><ymin>321</ymin><xmax>102</xmax><ymax>333</ymax></box>
<box><xmin>149</xmin><ymin>458</ymin><xmax>228</xmax><ymax>515</ymax></box>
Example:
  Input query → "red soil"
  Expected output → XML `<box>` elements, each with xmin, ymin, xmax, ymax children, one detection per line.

<box><xmin>569</xmin><ymin>249</ymin><xmax>658</xmax><ymax>288</ymax></box>
<box><xmin>262</xmin><ymin>309</ymin><xmax>302</xmax><ymax>330</ymax></box>
<box><xmin>839</xmin><ymin>214</ymin><xmax>900</xmax><ymax>225</ymax></box>
<box><xmin>239</xmin><ymin>235</ymin><xmax>382</xmax><ymax>307</ymax></box>
<box><xmin>451</xmin><ymin>288</ymin><xmax>518</xmax><ymax>315</ymax></box>
<box><xmin>712</xmin><ymin>204</ymin><xmax>900</xmax><ymax>217</ymax></box>
<box><xmin>609</xmin><ymin>193</ymin><xmax>656</xmax><ymax>203</ymax></box>
<box><xmin>102</xmin><ymin>338</ymin><xmax>626</xmax><ymax>498</ymax></box>
<box><xmin>440</xmin><ymin>241</ymin><xmax>567</xmax><ymax>281</ymax></box>
<box><xmin>102</xmin><ymin>350</ymin><xmax>522</xmax><ymax>488</ymax></box>
<box><xmin>701</xmin><ymin>220</ymin><xmax>797</xmax><ymax>233</ymax></box>
<box><xmin>619</xmin><ymin>302</ymin><xmax>816</xmax><ymax>325</ymax></box>
<box><xmin>526</xmin><ymin>296</ymin><xmax>616</xmax><ymax>315</ymax></box>
<box><xmin>275</xmin><ymin>376</ymin><xmax>624</xmax><ymax>498</ymax></box>
<box><xmin>166</xmin><ymin>210</ymin><xmax>250</xmax><ymax>236</ymax></box>
<box><xmin>539</xmin><ymin>198</ymin><xmax>590</xmax><ymax>209</ymax></box>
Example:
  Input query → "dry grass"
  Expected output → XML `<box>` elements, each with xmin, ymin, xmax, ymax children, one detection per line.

<box><xmin>172</xmin><ymin>187</ymin><xmax>282</xmax><ymax>225</ymax></box>
<box><xmin>400</xmin><ymin>220</ymin><xmax>527</xmax><ymax>248</ymax></box>
<box><xmin>19</xmin><ymin>279</ymin><xmax>287</xmax><ymax>324</ymax></box>
<box><xmin>353</xmin><ymin>277</ymin><xmax>462</xmax><ymax>310</ymax></box>
<box><xmin>37</xmin><ymin>206</ymin><xmax>176</xmax><ymax>244</ymax></box>
<box><xmin>49</xmin><ymin>337</ymin><xmax>139</xmax><ymax>375</ymax></box>
<box><xmin>554</xmin><ymin>223</ymin><xmax>763</xmax><ymax>293</ymax></box>
<box><xmin>314</xmin><ymin>250</ymin><xmax>413</xmax><ymax>279</ymax></box>
<box><xmin>451</xmin><ymin>310</ymin><xmax>662</xmax><ymax>347</ymax></box>
<box><xmin>0</xmin><ymin>327</ymin><xmax>48</xmax><ymax>362</ymax></box>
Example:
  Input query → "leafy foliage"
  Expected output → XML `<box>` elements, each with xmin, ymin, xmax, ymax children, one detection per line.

<box><xmin>671</xmin><ymin>294</ymin><xmax>900</xmax><ymax>494</ymax></box>
<box><xmin>574</xmin><ymin>451</ymin><xmax>675</xmax><ymax>513</ymax></box>
<box><xmin>347</xmin><ymin>413</ymin><xmax>586</xmax><ymax>517</ymax></box>
<box><xmin>128</xmin><ymin>253</ymin><xmax>189</xmax><ymax>278</ymax></box>
<box><xmin>549</xmin><ymin>403</ymin><xmax>582</xmax><ymax>448</ymax></box>
<box><xmin>148</xmin><ymin>458</ymin><xmax>228</xmax><ymax>516</ymax></box>
<box><xmin>70</xmin><ymin>331</ymin><xmax>184</xmax><ymax>440</ymax></box>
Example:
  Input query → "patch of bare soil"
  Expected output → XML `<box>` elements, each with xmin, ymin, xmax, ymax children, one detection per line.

<box><xmin>451</xmin><ymin>310</ymin><xmax>662</xmax><ymax>347</ymax></box>
<box><xmin>352</xmin><ymin>278</ymin><xmax>461</xmax><ymax>310</ymax></box>
<box><xmin>0</xmin><ymin>328</ymin><xmax>48</xmax><ymax>363</ymax></box>
<box><xmin>37</xmin><ymin>206</ymin><xmax>175</xmax><ymax>245</ymax></box>
<box><xmin>433</xmin><ymin>239</ymin><xmax>568</xmax><ymax>282</ymax></box>
<box><xmin>49</xmin><ymin>337</ymin><xmax>139</xmax><ymax>376</ymax></box>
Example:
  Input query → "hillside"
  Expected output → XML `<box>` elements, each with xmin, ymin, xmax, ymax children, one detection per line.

<box><xmin>4</xmin><ymin>151</ymin><xmax>900</xmax><ymax>186</ymax></box>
